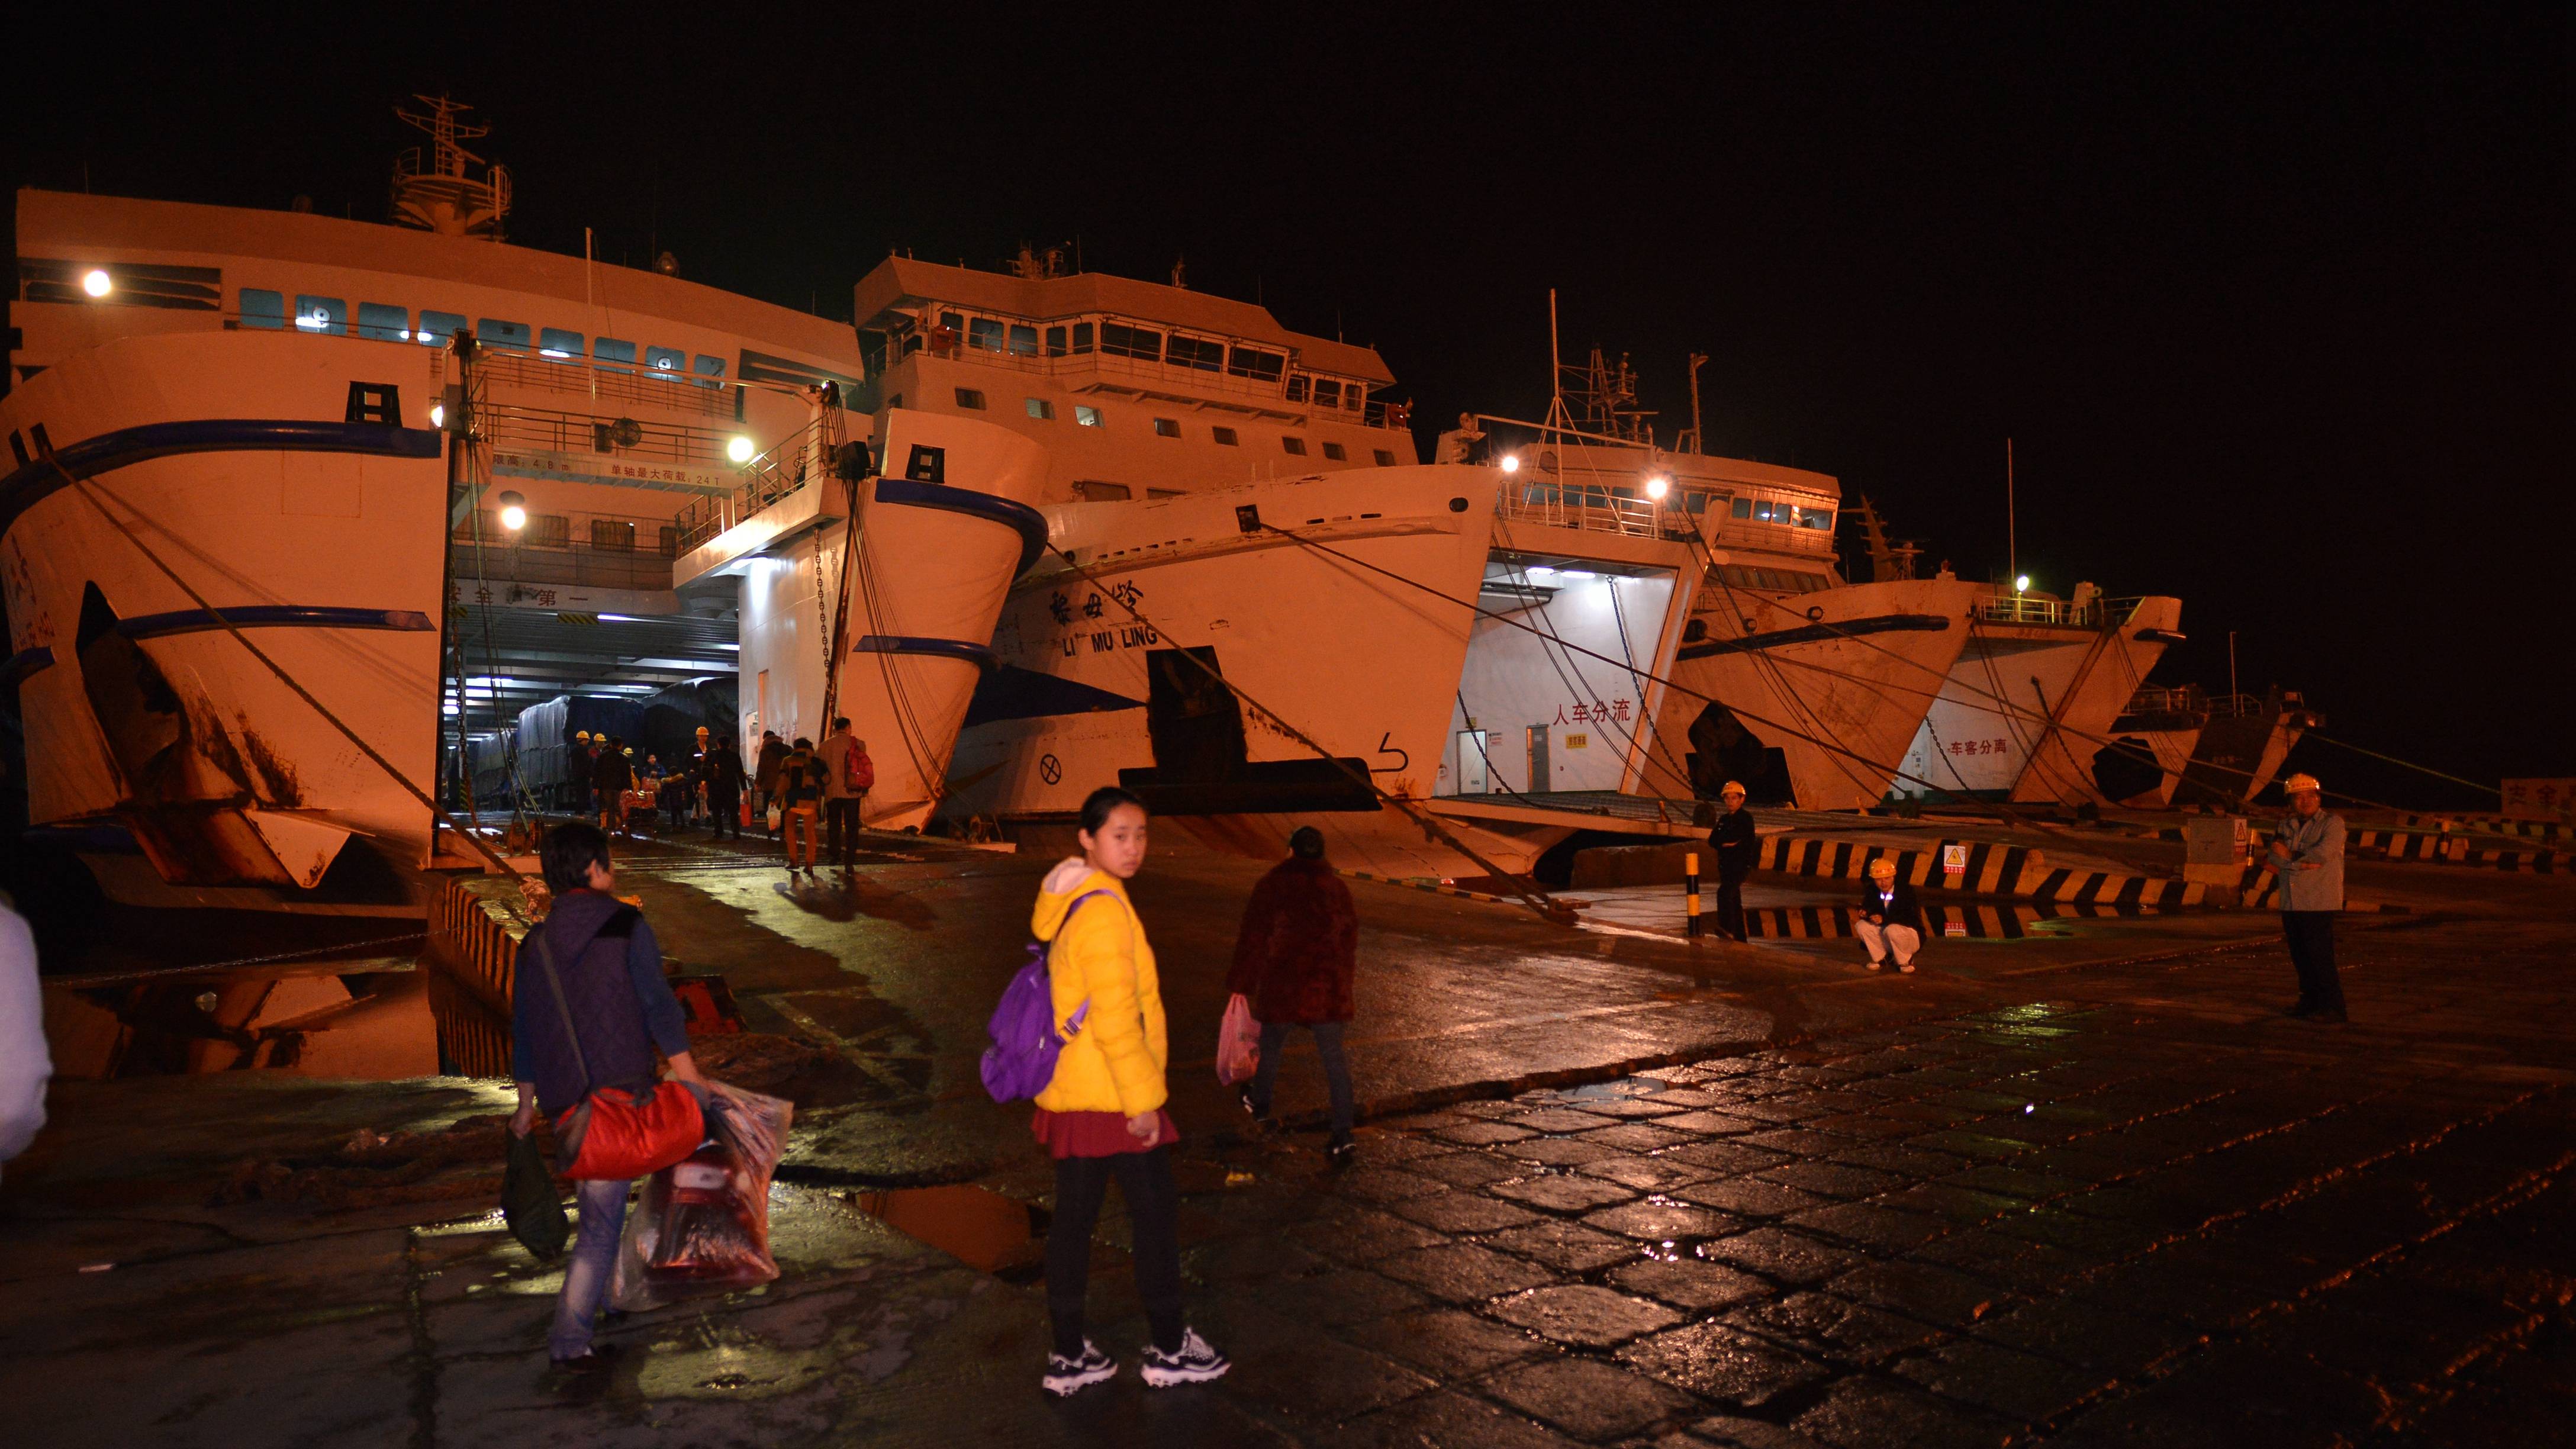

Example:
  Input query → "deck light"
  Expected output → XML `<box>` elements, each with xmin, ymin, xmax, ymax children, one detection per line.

<box><xmin>727</xmin><ymin>435</ymin><xmax>756</xmax><ymax>464</ymax></box>
<box><xmin>1499</xmin><ymin>453</ymin><xmax>1521</xmax><ymax>474</ymax></box>
<box><xmin>80</xmin><ymin>268</ymin><xmax>112</xmax><ymax>298</ymax></box>
<box><xmin>497</xmin><ymin>491</ymin><xmax>527</xmax><ymax>532</ymax></box>
<box><xmin>429</xmin><ymin>404</ymin><xmax>445</xmax><ymax>429</ymax></box>
<box><xmin>1644</xmin><ymin>474</ymin><xmax>1671</xmax><ymax>500</ymax></box>
<box><xmin>2014</xmin><ymin>574</ymin><xmax>2031</xmax><ymax>593</ymax></box>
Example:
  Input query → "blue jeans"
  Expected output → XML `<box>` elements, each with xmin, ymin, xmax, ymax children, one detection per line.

<box><xmin>548</xmin><ymin>1176</ymin><xmax>630</xmax><ymax>1360</ymax></box>
<box><xmin>1249</xmin><ymin>1019</ymin><xmax>1354</xmax><ymax>1145</ymax></box>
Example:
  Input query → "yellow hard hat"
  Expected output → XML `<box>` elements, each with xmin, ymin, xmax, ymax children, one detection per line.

<box><xmin>623</xmin><ymin>746</ymin><xmax>635</xmax><ymax>756</ymax></box>
<box><xmin>575</xmin><ymin>730</ymin><xmax>591</xmax><ymax>741</ymax></box>
<box><xmin>1720</xmin><ymin>780</ymin><xmax>1746</xmax><ymax>798</ymax></box>
<box><xmin>1867</xmin><ymin>858</ymin><xmax>1898</xmax><ymax>878</ymax></box>
<box><xmin>2281</xmin><ymin>772</ymin><xmax>2322</xmax><ymax>796</ymax></box>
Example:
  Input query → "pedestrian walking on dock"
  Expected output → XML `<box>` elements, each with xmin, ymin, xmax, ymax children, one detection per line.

<box><xmin>1032</xmin><ymin>787</ymin><xmax>1230</xmax><ymax>1398</ymax></box>
<box><xmin>1227</xmin><ymin>826</ymin><xmax>1361</xmax><ymax>1164</ymax></box>
<box><xmin>2268</xmin><ymin>773</ymin><xmax>2348</xmax><ymax>1022</ymax></box>
<box><xmin>777</xmin><ymin>738</ymin><xmax>823</xmax><ymax>875</ymax></box>
<box><xmin>703</xmin><ymin>735</ymin><xmax>746</xmax><ymax>841</ymax></box>
<box><xmin>508</xmin><ymin>822</ymin><xmax>708</xmax><ymax>1374</ymax></box>
<box><xmin>816</xmin><ymin>717</ymin><xmax>871</xmax><ymax>870</ymax></box>
<box><xmin>1856</xmin><ymin>858</ymin><xmax>1923</xmax><ymax>973</ymax></box>
<box><xmin>1708</xmin><ymin>780</ymin><xmax>1757</xmax><ymax>942</ymax></box>
<box><xmin>754</xmin><ymin>730</ymin><xmax>788</xmax><ymax>833</ymax></box>
<box><xmin>593</xmin><ymin>738</ymin><xmax>633</xmax><ymax>835</ymax></box>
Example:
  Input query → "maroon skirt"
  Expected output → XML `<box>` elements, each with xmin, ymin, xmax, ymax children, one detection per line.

<box><xmin>1031</xmin><ymin>1107</ymin><xmax>1179</xmax><ymax>1160</ymax></box>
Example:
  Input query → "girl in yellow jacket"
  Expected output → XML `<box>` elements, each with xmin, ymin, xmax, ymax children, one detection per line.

<box><xmin>1033</xmin><ymin>786</ymin><xmax>1232</xmax><ymax>1397</ymax></box>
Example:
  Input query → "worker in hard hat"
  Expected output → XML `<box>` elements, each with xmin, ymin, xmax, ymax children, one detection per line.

<box><xmin>1855</xmin><ymin>857</ymin><xmax>1923</xmax><ymax>973</ymax></box>
<box><xmin>2265</xmin><ymin>773</ymin><xmax>2346</xmax><ymax>1022</ymax></box>
<box><xmin>568</xmin><ymin>731</ymin><xmax>596</xmax><ymax>817</ymax></box>
<box><xmin>1706</xmin><ymin>781</ymin><xmax>1757</xmax><ymax>941</ymax></box>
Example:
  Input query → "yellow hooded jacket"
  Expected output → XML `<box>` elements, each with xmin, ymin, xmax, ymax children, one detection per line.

<box><xmin>1031</xmin><ymin>871</ymin><xmax>1168</xmax><ymax>1117</ymax></box>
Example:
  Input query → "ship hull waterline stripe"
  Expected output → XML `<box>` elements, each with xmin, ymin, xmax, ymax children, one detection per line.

<box><xmin>871</xmin><ymin>476</ymin><xmax>1048</xmax><ymax>578</ymax></box>
<box><xmin>0</xmin><ymin>418</ymin><xmax>446</xmax><ymax>539</ymax></box>
<box><xmin>1676</xmin><ymin>613</ymin><xmax>1952</xmax><ymax>661</ymax></box>
<box><xmin>849</xmin><ymin>634</ymin><xmax>997</xmax><ymax>670</ymax></box>
<box><xmin>115</xmin><ymin>606</ymin><xmax>438</xmax><ymax>640</ymax></box>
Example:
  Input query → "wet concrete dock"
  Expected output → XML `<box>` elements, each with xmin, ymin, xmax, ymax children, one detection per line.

<box><xmin>2</xmin><ymin>826</ymin><xmax>2568</xmax><ymax>1446</ymax></box>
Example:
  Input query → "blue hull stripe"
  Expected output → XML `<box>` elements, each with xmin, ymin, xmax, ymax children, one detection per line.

<box><xmin>0</xmin><ymin>418</ymin><xmax>444</xmax><ymax>537</ymax></box>
<box><xmin>0</xmin><ymin>645</ymin><xmax>54</xmax><ymax>685</ymax></box>
<box><xmin>1677</xmin><ymin>612</ymin><xmax>1951</xmax><ymax>660</ymax></box>
<box><xmin>851</xmin><ymin>634</ymin><xmax>997</xmax><ymax>670</ymax></box>
<box><xmin>115</xmin><ymin>606</ymin><xmax>437</xmax><ymax>640</ymax></box>
<box><xmin>872</xmin><ymin>476</ymin><xmax>1048</xmax><ymax>577</ymax></box>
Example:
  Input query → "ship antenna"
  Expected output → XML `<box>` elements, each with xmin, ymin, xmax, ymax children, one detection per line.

<box><xmin>390</xmin><ymin>95</ymin><xmax>510</xmax><ymax>240</ymax></box>
<box><xmin>1685</xmin><ymin>352</ymin><xmax>1708</xmax><ymax>455</ymax></box>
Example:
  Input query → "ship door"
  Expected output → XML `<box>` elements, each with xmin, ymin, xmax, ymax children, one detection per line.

<box><xmin>1143</xmin><ymin>646</ymin><xmax>1246</xmax><ymax>782</ymax></box>
<box><xmin>1527</xmin><ymin>725</ymin><xmax>1550</xmax><ymax>794</ymax></box>
<box><xmin>1457</xmin><ymin>730</ymin><xmax>1488</xmax><ymax>794</ymax></box>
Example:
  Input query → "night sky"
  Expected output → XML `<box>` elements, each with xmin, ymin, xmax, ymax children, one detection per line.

<box><xmin>9</xmin><ymin>8</ymin><xmax>2565</xmax><ymax>807</ymax></box>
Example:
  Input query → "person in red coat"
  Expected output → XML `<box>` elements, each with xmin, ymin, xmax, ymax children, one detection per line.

<box><xmin>1226</xmin><ymin>827</ymin><xmax>1360</xmax><ymax>1164</ymax></box>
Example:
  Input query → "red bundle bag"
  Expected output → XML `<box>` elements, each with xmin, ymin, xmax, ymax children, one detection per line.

<box><xmin>612</xmin><ymin>1081</ymin><xmax>792</xmax><ymax>1309</ymax></box>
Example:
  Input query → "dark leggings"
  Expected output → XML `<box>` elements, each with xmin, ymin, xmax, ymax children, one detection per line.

<box><xmin>2283</xmin><ymin>910</ymin><xmax>2345</xmax><ymax>1009</ymax></box>
<box><xmin>1047</xmin><ymin>1147</ymin><xmax>1183</xmax><ymax>1358</ymax></box>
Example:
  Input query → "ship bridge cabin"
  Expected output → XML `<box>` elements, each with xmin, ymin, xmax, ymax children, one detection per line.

<box><xmin>850</xmin><ymin>256</ymin><xmax>1419</xmax><ymax>505</ymax></box>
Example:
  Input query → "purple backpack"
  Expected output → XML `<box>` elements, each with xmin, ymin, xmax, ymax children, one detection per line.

<box><xmin>980</xmin><ymin>891</ymin><xmax>1109</xmax><ymax>1102</ymax></box>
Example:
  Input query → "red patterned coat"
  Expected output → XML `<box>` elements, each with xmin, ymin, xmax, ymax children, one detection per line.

<box><xmin>1223</xmin><ymin>857</ymin><xmax>1358</xmax><ymax>1024</ymax></box>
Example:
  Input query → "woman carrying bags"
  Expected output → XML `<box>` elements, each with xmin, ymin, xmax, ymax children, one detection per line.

<box><xmin>1030</xmin><ymin>786</ymin><xmax>1230</xmax><ymax>1398</ymax></box>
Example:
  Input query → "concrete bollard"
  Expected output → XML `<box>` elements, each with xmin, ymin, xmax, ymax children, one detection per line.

<box><xmin>1685</xmin><ymin>852</ymin><xmax>1703</xmax><ymax>939</ymax></box>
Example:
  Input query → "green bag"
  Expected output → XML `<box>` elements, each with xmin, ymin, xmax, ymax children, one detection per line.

<box><xmin>503</xmin><ymin>1127</ymin><xmax>569</xmax><ymax>1260</ymax></box>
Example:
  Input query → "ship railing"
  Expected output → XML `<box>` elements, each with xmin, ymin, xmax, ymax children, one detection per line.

<box><xmin>444</xmin><ymin>346</ymin><xmax>744</xmax><ymax>422</ymax></box>
<box><xmin>669</xmin><ymin>414</ymin><xmax>833</xmax><ymax>552</ymax></box>
<box><xmin>874</xmin><ymin>346</ymin><xmax>1408</xmax><ymax>430</ymax></box>
<box><xmin>1494</xmin><ymin>482</ymin><xmax>1667</xmax><ymax>537</ymax></box>
<box><xmin>479</xmin><ymin>404</ymin><xmax>740</xmax><ymax>469</ymax></box>
<box><xmin>1972</xmin><ymin>594</ymin><xmax>2146</xmax><ymax>628</ymax></box>
<box><xmin>447</xmin><ymin>538</ymin><xmax>678</xmax><ymax>594</ymax></box>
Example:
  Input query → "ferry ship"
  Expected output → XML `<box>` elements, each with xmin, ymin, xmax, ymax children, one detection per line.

<box><xmin>2092</xmin><ymin>685</ymin><xmax>2319</xmax><ymax>808</ymax></box>
<box><xmin>0</xmin><ymin>101</ymin><xmax>898</xmax><ymax>914</ymax></box>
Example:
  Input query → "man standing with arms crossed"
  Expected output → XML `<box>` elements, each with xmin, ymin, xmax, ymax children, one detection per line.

<box><xmin>2268</xmin><ymin>773</ymin><xmax>2348</xmax><ymax>1022</ymax></box>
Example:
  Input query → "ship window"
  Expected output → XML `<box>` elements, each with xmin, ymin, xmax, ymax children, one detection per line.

<box><xmin>1025</xmin><ymin>397</ymin><xmax>1055</xmax><ymax>420</ymax></box>
<box><xmin>239</xmin><ymin>288</ymin><xmax>285</xmax><ymax>329</ymax></box>
<box><xmin>1076</xmin><ymin>405</ymin><xmax>1103</xmax><ymax>427</ymax></box>
<box><xmin>1153</xmin><ymin>417</ymin><xmax>1180</xmax><ymax>438</ymax></box>
<box><xmin>1166</xmin><ymin>336</ymin><xmax>1224</xmax><ymax>371</ymax></box>
<box><xmin>527</xmin><ymin>514</ymin><xmax>570</xmax><ymax>547</ymax></box>
<box><xmin>968</xmin><ymin>317</ymin><xmax>1006</xmax><ymax>352</ymax></box>
<box><xmin>591</xmin><ymin>519</ymin><xmax>637</xmax><ymax>551</ymax></box>
<box><xmin>1008</xmin><ymin>324</ymin><xmax>1039</xmax><ymax>356</ymax></box>
<box><xmin>476</xmin><ymin>318</ymin><xmax>530</xmax><ymax>351</ymax></box>
<box><xmin>1730</xmin><ymin>497</ymin><xmax>1753</xmax><ymax>520</ymax></box>
<box><xmin>939</xmin><ymin>311</ymin><xmax>964</xmax><ymax>333</ymax></box>
<box><xmin>1147</xmin><ymin>488</ymin><xmax>1182</xmax><ymax>499</ymax></box>
<box><xmin>538</xmin><ymin>327</ymin><xmax>583</xmax><ymax>360</ymax></box>
<box><xmin>1074</xmin><ymin>481</ymin><xmax>1131</xmax><ymax>501</ymax></box>
<box><xmin>1321</xmin><ymin>442</ymin><xmax>1347</xmax><ymax>461</ymax></box>
<box><xmin>955</xmin><ymin>388</ymin><xmax>987</xmax><ymax>410</ymax></box>
<box><xmin>1226</xmin><ymin>345</ymin><xmax>1285</xmax><ymax>381</ymax></box>
<box><xmin>692</xmin><ymin>354</ymin><xmax>727</xmax><ymax>389</ymax></box>
<box><xmin>1373</xmin><ymin>448</ymin><xmax>1397</xmax><ymax>466</ymax></box>
<box><xmin>1099</xmin><ymin>322</ymin><xmax>1161</xmax><ymax>360</ymax></box>
<box><xmin>590</xmin><ymin>337</ymin><xmax>636</xmax><ymax>370</ymax></box>
<box><xmin>356</xmin><ymin>302</ymin><xmax>410</xmax><ymax>342</ymax></box>
<box><xmin>1281</xmin><ymin>436</ymin><xmax>1308</xmax><ymax>456</ymax></box>
<box><xmin>1345</xmin><ymin>386</ymin><xmax>1366</xmax><ymax>411</ymax></box>
<box><xmin>644</xmin><ymin>345</ymin><xmax>687</xmax><ymax>378</ymax></box>
<box><xmin>1284</xmin><ymin>376</ymin><xmax>1309</xmax><ymax>402</ymax></box>
<box><xmin>1310</xmin><ymin>378</ymin><xmax>1342</xmax><ymax>408</ymax></box>
<box><xmin>1212</xmin><ymin>426</ymin><xmax>1239</xmax><ymax>446</ymax></box>
<box><xmin>1794</xmin><ymin>505</ymin><xmax>1834</xmax><ymax>531</ymax></box>
<box><xmin>1071</xmin><ymin>322</ymin><xmax>1094</xmax><ymax>354</ymax></box>
<box><xmin>1044</xmin><ymin>326</ymin><xmax>1067</xmax><ymax>356</ymax></box>
<box><xmin>295</xmin><ymin>295</ymin><xmax>349</xmax><ymax>336</ymax></box>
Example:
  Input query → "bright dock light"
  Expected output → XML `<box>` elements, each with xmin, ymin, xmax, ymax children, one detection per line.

<box><xmin>497</xmin><ymin>491</ymin><xmax>527</xmax><ymax>532</ymax></box>
<box><xmin>727</xmin><ymin>436</ymin><xmax>756</xmax><ymax>464</ymax></box>
<box><xmin>1644</xmin><ymin>474</ymin><xmax>1671</xmax><ymax>500</ymax></box>
<box><xmin>2014</xmin><ymin>574</ymin><xmax>2031</xmax><ymax>593</ymax></box>
<box><xmin>429</xmin><ymin>403</ymin><xmax>445</xmax><ymax>429</ymax></box>
<box><xmin>80</xmin><ymin>268</ymin><xmax>112</xmax><ymax>298</ymax></box>
<box><xmin>1498</xmin><ymin>453</ymin><xmax>1521</xmax><ymax>474</ymax></box>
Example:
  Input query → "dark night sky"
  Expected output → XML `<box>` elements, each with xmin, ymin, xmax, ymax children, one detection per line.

<box><xmin>8</xmin><ymin>7</ymin><xmax>2566</xmax><ymax>807</ymax></box>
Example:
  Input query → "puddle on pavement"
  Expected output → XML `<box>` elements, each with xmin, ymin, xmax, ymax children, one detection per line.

<box><xmin>849</xmin><ymin>1184</ymin><xmax>1051</xmax><ymax>1281</ymax></box>
<box><xmin>1744</xmin><ymin>899</ymin><xmax>2160</xmax><ymax>942</ymax></box>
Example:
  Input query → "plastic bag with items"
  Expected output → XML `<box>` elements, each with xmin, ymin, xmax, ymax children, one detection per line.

<box><xmin>610</xmin><ymin>1080</ymin><xmax>792</xmax><ymax>1309</ymax></box>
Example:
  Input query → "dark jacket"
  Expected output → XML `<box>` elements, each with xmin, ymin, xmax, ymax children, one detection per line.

<box><xmin>1856</xmin><ymin>878</ymin><xmax>1924</xmax><ymax>935</ymax></box>
<box><xmin>593</xmin><ymin>749</ymin><xmax>633</xmax><ymax>795</ymax></box>
<box><xmin>509</xmin><ymin>889</ymin><xmax>690</xmax><ymax>1118</ymax></box>
<box><xmin>702</xmin><ymin>744</ymin><xmax>745</xmax><ymax>798</ymax></box>
<box><xmin>755</xmin><ymin>738</ymin><xmax>788</xmax><ymax>791</ymax></box>
<box><xmin>778</xmin><ymin>748</ymin><xmax>823</xmax><ymax>805</ymax></box>
<box><xmin>1708</xmin><ymin>807</ymin><xmax>1759</xmax><ymax>882</ymax></box>
<box><xmin>1224</xmin><ymin>856</ymin><xmax>1358</xmax><ymax>1024</ymax></box>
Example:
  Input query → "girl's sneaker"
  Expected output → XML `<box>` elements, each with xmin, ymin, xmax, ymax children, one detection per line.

<box><xmin>1140</xmin><ymin>1328</ymin><xmax>1231</xmax><ymax>1387</ymax></box>
<box><xmin>1042</xmin><ymin>1340</ymin><xmax>1117</xmax><ymax>1398</ymax></box>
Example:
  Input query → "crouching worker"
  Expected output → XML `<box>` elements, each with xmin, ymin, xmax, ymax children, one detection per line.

<box><xmin>509</xmin><ymin>821</ymin><xmax>708</xmax><ymax>1373</ymax></box>
<box><xmin>1855</xmin><ymin>857</ymin><xmax>1924</xmax><ymax>973</ymax></box>
<box><xmin>1031</xmin><ymin>787</ymin><xmax>1230</xmax><ymax>1398</ymax></box>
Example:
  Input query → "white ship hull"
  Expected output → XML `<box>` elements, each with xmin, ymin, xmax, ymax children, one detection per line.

<box><xmin>1</xmin><ymin>331</ymin><xmax>449</xmax><ymax>914</ymax></box>
<box><xmin>2008</xmin><ymin>597</ymin><xmax>2184</xmax><ymax>804</ymax></box>
<box><xmin>1894</xmin><ymin>597</ymin><xmax>2182</xmax><ymax>804</ymax></box>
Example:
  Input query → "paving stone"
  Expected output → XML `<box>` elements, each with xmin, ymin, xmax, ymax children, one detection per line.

<box><xmin>1820</xmin><ymin>1142</ymin><xmax>1970</xmax><ymax>1180</ymax></box>
<box><xmin>1740</xmin><ymin>1129</ymin><xmax>1854</xmax><ymax>1157</ymax></box>
<box><xmin>1407</xmin><ymin>1149</ymin><xmax>1532</xmax><ymax>1190</ymax></box>
<box><xmin>1873</xmin><ymin>1182</ymin><xmax>2022</xmax><ymax>1226</ymax></box>
<box><xmin>1263</xmin><ymin>1266</ymin><xmax>1432</xmax><ymax>1327</ymax></box>
<box><xmin>1315</xmin><ymin>1390</ymin><xmax>1583</xmax><ymax>1448</ymax></box>
<box><xmin>1569</xmin><ymin>1096</ymin><xmax>1693</xmax><ymax>1120</ymax></box>
<box><xmin>1489</xmin><ymin>1284</ymin><xmax>1684</xmax><ymax>1348</ymax></box>
<box><xmin>1580</xmin><ymin>1122</ymin><xmax>1698</xmax><ymax>1152</ymax></box>
<box><xmin>1754</xmin><ymin>1161</ymin><xmax>1907</xmax><ymax>1200</ymax></box>
<box><xmin>2046</xmin><ymin>1339</ymin><xmax>2389</xmax><ymax>1447</ymax></box>
<box><xmin>1650</xmin><ymin>1110</ymin><xmax>1766</xmax><ymax>1137</ymax></box>
<box><xmin>1616</xmin><ymin>1321</ymin><xmax>1833</xmax><ymax>1408</ymax></box>
<box><xmin>1334</xmin><ymin>1165</ymin><xmax>1454</xmax><ymax>1204</ymax></box>
<box><xmin>1791</xmin><ymin>1375</ymin><xmax>2020</xmax><ymax>1449</ymax></box>
<box><xmin>1970</xmin><ymin>1294</ymin><xmax>2194</xmax><ymax>1375</ymax></box>
<box><xmin>1585</xmin><ymin>1199</ymin><xmax>1744</xmax><ymax>1244</ymax></box>
<box><xmin>1804</xmin><ymin>1112</ymin><xmax>1923</xmax><ymax>1140</ymax></box>
<box><xmin>1937</xmin><ymin>1163</ymin><xmax>2089</xmax><ymax>1201</ymax></box>
<box><xmin>1986</xmin><ymin>1203</ymin><xmax>2158</xmax><ymax>1259</ymax></box>
<box><xmin>1340</xmin><ymin>1306</ymin><xmax>1547</xmax><ymax>1380</ymax></box>
<box><xmin>1664</xmin><ymin>1141</ymin><xmax>1795</xmax><ymax>1178</ymax></box>
<box><xmin>1677</xmin><ymin>1176</ymin><xmax>1831</xmax><ymax>1219</ymax></box>
<box><xmin>1904</xmin><ymin>1129</ymin><xmax>2034</xmax><ymax>1162</ymax></box>
<box><xmin>1682</xmin><ymin>1413</ymin><xmax>1838</xmax><ymax>1449</ymax></box>
<box><xmin>1515</xmin><ymin>1107</ymin><xmax>1632</xmax><ymax>1134</ymax></box>
<box><xmin>1374</xmin><ymin>1242</ymin><xmax>1557</xmax><ymax>1304</ymax></box>
<box><xmin>1217</xmin><ymin>1312</ymin><xmax>1440</xmax><ymax>1424</ymax></box>
<box><xmin>1503</xmin><ymin>1135</ymin><xmax>1638</xmax><ymax>1167</ymax></box>
<box><xmin>1606</xmin><ymin>1256</ymin><xmax>1772</xmax><ymax>1313</ymax></box>
<box><xmin>1895</xmin><ymin>1335</ymin><xmax>2108</xmax><ymax>1423</ymax></box>
<box><xmin>1577</xmin><ymin>1155</ymin><xmax>1717</xmax><ymax>1194</ymax></box>
<box><xmin>1487</xmin><ymin>1355</ymin><xmax>1701</xmax><ymax>1442</ymax></box>
<box><xmin>1782</xmin><ymin>1203</ymin><xmax>1949</xmax><ymax>1254</ymax></box>
<box><xmin>1491</xmin><ymin>1173</ymin><xmax>1641</xmax><ymax>1215</ymax></box>
<box><xmin>1487</xmin><ymin>1219</ymin><xmax>1647</xmax><ymax>1275</ymax></box>
<box><xmin>1720</xmin><ymin>1290</ymin><xmax>1946</xmax><ymax>1364</ymax></box>
<box><xmin>1391</xmin><ymin>1190</ymin><xmax>1543</xmax><ymax>1235</ymax></box>
<box><xmin>1289</xmin><ymin>1203</ymin><xmax>1451</xmax><ymax>1263</ymax></box>
<box><xmin>1435</xmin><ymin>1120</ymin><xmax>1540</xmax><ymax>1146</ymax></box>
<box><xmin>1698</xmin><ymin>1227</ymin><xmax>1863</xmax><ymax>1287</ymax></box>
